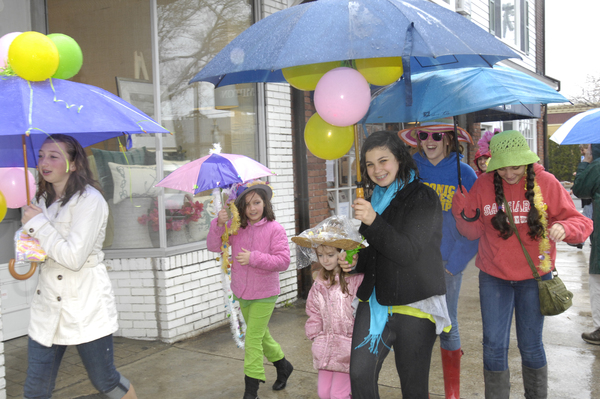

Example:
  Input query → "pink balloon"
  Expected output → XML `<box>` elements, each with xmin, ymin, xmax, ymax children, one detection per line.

<box><xmin>0</xmin><ymin>168</ymin><xmax>37</xmax><ymax>208</ymax></box>
<box><xmin>314</xmin><ymin>67</ymin><xmax>371</xmax><ymax>127</ymax></box>
<box><xmin>0</xmin><ymin>31</ymin><xmax>22</xmax><ymax>69</ymax></box>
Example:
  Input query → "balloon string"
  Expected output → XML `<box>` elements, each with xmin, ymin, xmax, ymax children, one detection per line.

<box><xmin>24</xmin><ymin>127</ymin><xmax>70</xmax><ymax>173</ymax></box>
<box><xmin>117</xmin><ymin>137</ymin><xmax>137</xmax><ymax>206</ymax></box>
<box><xmin>26</xmin><ymin>81</ymin><xmax>70</xmax><ymax>172</ymax></box>
<box><xmin>49</xmin><ymin>78</ymin><xmax>83</xmax><ymax>112</ymax></box>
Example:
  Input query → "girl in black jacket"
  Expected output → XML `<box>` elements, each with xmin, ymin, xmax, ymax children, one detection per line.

<box><xmin>345</xmin><ymin>131</ymin><xmax>450</xmax><ymax>399</ymax></box>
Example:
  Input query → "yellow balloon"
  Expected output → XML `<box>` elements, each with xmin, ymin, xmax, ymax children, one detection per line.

<box><xmin>283</xmin><ymin>61</ymin><xmax>341</xmax><ymax>91</ymax></box>
<box><xmin>355</xmin><ymin>57</ymin><xmax>404</xmax><ymax>86</ymax></box>
<box><xmin>0</xmin><ymin>190</ymin><xmax>6</xmax><ymax>223</ymax></box>
<box><xmin>8</xmin><ymin>31</ymin><xmax>59</xmax><ymax>81</ymax></box>
<box><xmin>304</xmin><ymin>113</ymin><xmax>354</xmax><ymax>160</ymax></box>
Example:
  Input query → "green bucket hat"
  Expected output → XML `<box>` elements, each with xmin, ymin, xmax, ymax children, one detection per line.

<box><xmin>486</xmin><ymin>130</ymin><xmax>540</xmax><ymax>172</ymax></box>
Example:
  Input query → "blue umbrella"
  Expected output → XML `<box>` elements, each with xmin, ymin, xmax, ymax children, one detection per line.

<box><xmin>550</xmin><ymin>108</ymin><xmax>600</xmax><ymax>145</ymax></box>
<box><xmin>1</xmin><ymin>75</ymin><xmax>169</xmax><ymax>280</ymax></box>
<box><xmin>362</xmin><ymin>65</ymin><xmax>569</xmax><ymax>124</ymax></box>
<box><xmin>0</xmin><ymin>76</ymin><xmax>169</xmax><ymax>168</ymax></box>
<box><xmin>189</xmin><ymin>0</ymin><xmax>521</xmax><ymax>88</ymax></box>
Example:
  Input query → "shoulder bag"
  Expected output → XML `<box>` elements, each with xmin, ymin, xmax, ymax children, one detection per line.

<box><xmin>502</xmin><ymin>197</ymin><xmax>573</xmax><ymax>316</ymax></box>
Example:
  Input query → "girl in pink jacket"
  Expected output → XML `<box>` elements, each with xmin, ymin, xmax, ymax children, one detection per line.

<box><xmin>293</xmin><ymin>216</ymin><xmax>364</xmax><ymax>399</ymax></box>
<box><xmin>207</xmin><ymin>181</ymin><xmax>292</xmax><ymax>399</ymax></box>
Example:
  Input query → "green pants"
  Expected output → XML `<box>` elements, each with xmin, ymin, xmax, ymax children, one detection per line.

<box><xmin>239</xmin><ymin>298</ymin><xmax>285</xmax><ymax>381</ymax></box>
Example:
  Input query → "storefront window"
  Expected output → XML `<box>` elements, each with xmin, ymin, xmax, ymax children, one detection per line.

<box><xmin>157</xmin><ymin>0</ymin><xmax>258</xmax><ymax>247</ymax></box>
<box><xmin>47</xmin><ymin>0</ymin><xmax>258</xmax><ymax>251</ymax></box>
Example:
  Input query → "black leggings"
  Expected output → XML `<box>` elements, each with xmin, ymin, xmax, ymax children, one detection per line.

<box><xmin>350</xmin><ymin>301</ymin><xmax>437</xmax><ymax>399</ymax></box>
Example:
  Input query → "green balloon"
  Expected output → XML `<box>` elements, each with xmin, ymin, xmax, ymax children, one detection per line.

<box><xmin>48</xmin><ymin>33</ymin><xmax>83</xmax><ymax>80</ymax></box>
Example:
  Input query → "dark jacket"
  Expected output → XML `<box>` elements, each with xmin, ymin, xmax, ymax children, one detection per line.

<box><xmin>355</xmin><ymin>180</ymin><xmax>446</xmax><ymax>306</ymax></box>
<box><xmin>572</xmin><ymin>157</ymin><xmax>600</xmax><ymax>275</ymax></box>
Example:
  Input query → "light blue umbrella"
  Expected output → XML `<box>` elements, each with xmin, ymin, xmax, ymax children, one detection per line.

<box><xmin>550</xmin><ymin>108</ymin><xmax>600</xmax><ymax>145</ymax></box>
<box><xmin>189</xmin><ymin>0</ymin><xmax>521</xmax><ymax>88</ymax></box>
<box><xmin>361</xmin><ymin>65</ymin><xmax>569</xmax><ymax>124</ymax></box>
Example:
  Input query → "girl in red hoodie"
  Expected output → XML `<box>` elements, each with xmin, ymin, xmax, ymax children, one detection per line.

<box><xmin>452</xmin><ymin>130</ymin><xmax>593</xmax><ymax>398</ymax></box>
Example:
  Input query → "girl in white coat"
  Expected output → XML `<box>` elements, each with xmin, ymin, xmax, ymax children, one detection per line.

<box><xmin>21</xmin><ymin>135</ymin><xmax>137</xmax><ymax>399</ymax></box>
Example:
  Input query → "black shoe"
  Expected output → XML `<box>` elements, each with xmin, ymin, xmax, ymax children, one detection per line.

<box><xmin>272</xmin><ymin>357</ymin><xmax>293</xmax><ymax>390</ymax></box>
<box><xmin>582</xmin><ymin>328</ymin><xmax>600</xmax><ymax>345</ymax></box>
<box><xmin>567</xmin><ymin>243</ymin><xmax>584</xmax><ymax>249</ymax></box>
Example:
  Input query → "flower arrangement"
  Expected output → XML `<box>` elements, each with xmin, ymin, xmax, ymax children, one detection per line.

<box><xmin>138</xmin><ymin>196</ymin><xmax>204</xmax><ymax>232</ymax></box>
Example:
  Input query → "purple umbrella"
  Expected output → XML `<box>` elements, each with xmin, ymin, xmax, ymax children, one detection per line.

<box><xmin>155</xmin><ymin>152</ymin><xmax>275</xmax><ymax>195</ymax></box>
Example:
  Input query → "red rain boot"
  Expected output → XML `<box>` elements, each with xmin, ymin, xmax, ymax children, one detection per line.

<box><xmin>441</xmin><ymin>348</ymin><xmax>462</xmax><ymax>399</ymax></box>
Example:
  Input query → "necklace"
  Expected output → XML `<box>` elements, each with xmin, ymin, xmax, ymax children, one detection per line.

<box><xmin>531</xmin><ymin>179</ymin><xmax>551</xmax><ymax>272</ymax></box>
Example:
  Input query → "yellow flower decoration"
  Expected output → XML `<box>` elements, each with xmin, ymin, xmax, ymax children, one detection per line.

<box><xmin>220</xmin><ymin>202</ymin><xmax>241</xmax><ymax>273</ymax></box>
<box><xmin>531</xmin><ymin>179</ymin><xmax>551</xmax><ymax>272</ymax></box>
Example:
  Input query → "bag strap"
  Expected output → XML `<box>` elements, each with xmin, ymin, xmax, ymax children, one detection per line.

<box><xmin>502</xmin><ymin>196</ymin><xmax>545</xmax><ymax>281</ymax></box>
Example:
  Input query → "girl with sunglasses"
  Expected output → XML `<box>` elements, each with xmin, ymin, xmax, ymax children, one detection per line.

<box><xmin>343</xmin><ymin>131</ymin><xmax>450</xmax><ymax>398</ymax></box>
<box><xmin>399</xmin><ymin>123</ymin><xmax>478</xmax><ymax>399</ymax></box>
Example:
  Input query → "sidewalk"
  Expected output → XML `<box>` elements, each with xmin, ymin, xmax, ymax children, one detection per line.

<box><xmin>5</xmin><ymin>241</ymin><xmax>600</xmax><ymax>398</ymax></box>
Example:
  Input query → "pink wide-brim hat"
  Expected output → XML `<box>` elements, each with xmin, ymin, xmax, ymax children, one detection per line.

<box><xmin>398</xmin><ymin>124</ymin><xmax>474</xmax><ymax>147</ymax></box>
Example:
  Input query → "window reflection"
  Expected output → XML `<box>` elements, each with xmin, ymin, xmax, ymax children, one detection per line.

<box><xmin>46</xmin><ymin>0</ymin><xmax>259</xmax><ymax>250</ymax></box>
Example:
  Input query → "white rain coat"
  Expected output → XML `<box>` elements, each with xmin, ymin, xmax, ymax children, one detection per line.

<box><xmin>23</xmin><ymin>186</ymin><xmax>118</xmax><ymax>347</ymax></box>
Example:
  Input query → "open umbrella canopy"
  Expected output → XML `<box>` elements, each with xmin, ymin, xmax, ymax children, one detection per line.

<box><xmin>155</xmin><ymin>152</ymin><xmax>275</xmax><ymax>194</ymax></box>
<box><xmin>550</xmin><ymin>108</ymin><xmax>600</xmax><ymax>145</ymax></box>
<box><xmin>189</xmin><ymin>0</ymin><xmax>521</xmax><ymax>87</ymax></box>
<box><xmin>0</xmin><ymin>76</ymin><xmax>169</xmax><ymax>167</ymax></box>
<box><xmin>362</xmin><ymin>65</ymin><xmax>569</xmax><ymax>124</ymax></box>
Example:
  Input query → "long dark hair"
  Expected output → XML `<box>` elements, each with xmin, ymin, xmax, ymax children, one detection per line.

<box><xmin>360</xmin><ymin>130</ymin><xmax>418</xmax><ymax>191</ymax></box>
<box><xmin>491</xmin><ymin>164</ymin><xmax>544</xmax><ymax>240</ymax></box>
<box><xmin>236</xmin><ymin>188</ymin><xmax>275</xmax><ymax>228</ymax></box>
<box><xmin>35</xmin><ymin>134</ymin><xmax>101</xmax><ymax>208</ymax></box>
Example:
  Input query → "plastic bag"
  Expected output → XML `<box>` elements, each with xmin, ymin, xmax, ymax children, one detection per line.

<box><xmin>14</xmin><ymin>229</ymin><xmax>47</xmax><ymax>262</ymax></box>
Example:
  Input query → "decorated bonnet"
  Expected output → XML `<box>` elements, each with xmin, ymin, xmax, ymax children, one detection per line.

<box><xmin>486</xmin><ymin>130</ymin><xmax>540</xmax><ymax>172</ymax></box>
<box><xmin>292</xmin><ymin>215</ymin><xmax>366</xmax><ymax>269</ymax></box>
<box><xmin>227</xmin><ymin>180</ymin><xmax>273</xmax><ymax>208</ymax></box>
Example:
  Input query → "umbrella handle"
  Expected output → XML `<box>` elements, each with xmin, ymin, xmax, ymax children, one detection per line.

<box><xmin>461</xmin><ymin>209</ymin><xmax>480</xmax><ymax>222</ymax></box>
<box><xmin>8</xmin><ymin>259</ymin><xmax>38</xmax><ymax>280</ymax></box>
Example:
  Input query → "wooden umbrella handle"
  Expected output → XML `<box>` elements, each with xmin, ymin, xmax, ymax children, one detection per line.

<box><xmin>8</xmin><ymin>259</ymin><xmax>38</xmax><ymax>280</ymax></box>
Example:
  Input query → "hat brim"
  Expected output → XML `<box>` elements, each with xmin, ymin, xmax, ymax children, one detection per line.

<box><xmin>486</xmin><ymin>152</ymin><xmax>540</xmax><ymax>172</ymax></box>
<box><xmin>398</xmin><ymin>124</ymin><xmax>474</xmax><ymax>147</ymax></box>
<box><xmin>291</xmin><ymin>236</ymin><xmax>365</xmax><ymax>251</ymax></box>
<box><xmin>234</xmin><ymin>184</ymin><xmax>272</xmax><ymax>207</ymax></box>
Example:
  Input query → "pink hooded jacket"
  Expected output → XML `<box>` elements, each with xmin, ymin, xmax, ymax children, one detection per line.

<box><xmin>207</xmin><ymin>217</ymin><xmax>290</xmax><ymax>300</ymax></box>
<box><xmin>305</xmin><ymin>273</ymin><xmax>364</xmax><ymax>373</ymax></box>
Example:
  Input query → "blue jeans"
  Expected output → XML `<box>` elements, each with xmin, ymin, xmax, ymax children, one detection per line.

<box><xmin>24</xmin><ymin>335</ymin><xmax>130</xmax><ymax>399</ymax></box>
<box><xmin>479</xmin><ymin>270</ymin><xmax>550</xmax><ymax>371</ymax></box>
<box><xmin>439</xmin><ymin>270</ymin><xmax>463</xmax><ymax>351</ymax></box>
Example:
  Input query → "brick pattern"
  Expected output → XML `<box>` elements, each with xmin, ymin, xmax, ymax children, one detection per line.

<box><xmin>303</xmin><ymin>93</ymin><xmax>330</xmax><ymax>226</ymax></box>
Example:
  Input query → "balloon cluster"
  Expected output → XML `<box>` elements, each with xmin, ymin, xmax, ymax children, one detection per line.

<box><xmin>0</xmin><ymin>31</ymin><xmax>83</xmax><ymax>81</ymax></box>
<box><xmin>0</xmin><ymin>168</ymin><xmax>36</xmax><ymax>223</ymax></box>
<box><xmin>283</xmin><ymin>57</ymin><xmax>403</xmax><ymax>160</ymax></box>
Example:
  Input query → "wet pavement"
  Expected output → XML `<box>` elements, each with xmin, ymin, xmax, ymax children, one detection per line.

<box><xmin>4</xmin><ymin>240</ymin><xmax>600</xmax><ymax>398</ymax></box>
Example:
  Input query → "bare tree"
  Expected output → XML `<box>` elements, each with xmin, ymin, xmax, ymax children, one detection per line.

<box><xmin>570</xmin><ymin>74</ymin><xmax>600</xmax><ymax>106</ymax></box>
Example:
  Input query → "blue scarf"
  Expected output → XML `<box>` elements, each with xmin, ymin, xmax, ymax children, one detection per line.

<box><xmin>355</xmin><ymin>170</ymin><xmax>416</xmax><ymax>355</ymax></box>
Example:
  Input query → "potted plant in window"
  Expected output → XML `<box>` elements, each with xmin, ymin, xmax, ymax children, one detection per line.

<box><xmin>138</xmin><ymin>195</ymin><xmax>204</xmax><ymax>246</ymax></box>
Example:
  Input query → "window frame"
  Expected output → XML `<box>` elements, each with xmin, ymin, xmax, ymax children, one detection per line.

<box><xmin>106</xmin><ymin>0</ymin><xmax>264</xmax><ymax>258</ymax></box>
